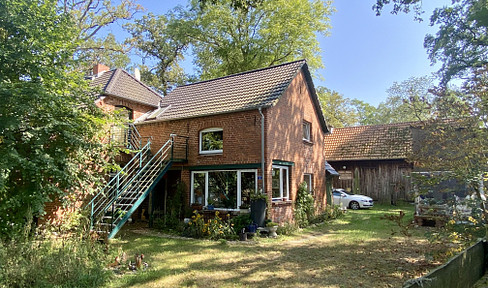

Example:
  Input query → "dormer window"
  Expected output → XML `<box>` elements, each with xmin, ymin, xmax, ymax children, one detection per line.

<box><xmin>303</xmin><ymin>121</ymin><xmax>311</xmax><ymax>142</ymax></box>
<box><xmin>199</xmin><ymin>128</ymin><xmax>223</xmax><ymax>154</ymax></box>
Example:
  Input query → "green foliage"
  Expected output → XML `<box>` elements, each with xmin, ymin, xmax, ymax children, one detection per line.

<box><xmin>126</xmin><ymin>13</ymin><xmax>191</xmax><ymax>95</ymax></box>
<box><xmin>350</xmin><ymin>99</ymin><xmax>380</xmax><ymax>126</ymax></box>
<box><xmin>134</xmin><ymin>0</ymin><xmax>333</xmax><ymax>85</ymax></box>
<box><xmin>294</xmin><ymin>182</ymin><xmax>315</xmax><ymax>228</ymax></box>
<box><xmin>347</xmin><ymin>76</ymin><xmax>435</xmax><ymax>126</ymax></box>
<box><xmin>309</xmin><ymin>204</ymin><xmax>344</xmax><ymax>224</ymax></box>
<box><xmin>425</xmin><ymin>0</ymin><xmax>488</xmax><ymax>84</ymax></box>
<box><xmin>188</xmin><ymin>0</ymin><xmax>333</xmax><ymax>80</ymax></box>
<box><xmin>230</xmin><ymin>213</ymin><xmax>252</xmax><ymax>233</ymax></box>
<box><xmin>0</xmin><ymin>236</ymin><xmax>112</xmax><ymax>287</ymax></box>
<box><xmin>0</xmin><ymin>0</ymin><xmax>118</xmax><ymax>239</ymax></box>
<box><xmin>316</xmin><ymin>87</ymin><xmax>359</xmax><ymax>128</ymax></box>
<box><xmin>183</xmin><ymin>211</ymin><xmax>236</xmax><ymax>240</ymax></box>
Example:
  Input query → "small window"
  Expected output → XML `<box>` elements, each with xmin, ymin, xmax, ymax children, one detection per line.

<box><xmin>303</xmin><ymin>121</ymin><xmax>311</xmax><ymax>142</ymax></box>
<box><xmin>199</xmin><ymin>128</ymin><xmax>223</xmax><ymax>154</ymax></box>
<box><xmin>304</xmin><ymin>173</ymin><xmax>313</xmax><ymax>194</ymax></box>
<box><xmin>272</xmin><ymin>165</ymin><xmax>289</xmax><ymax>200</ymax></box>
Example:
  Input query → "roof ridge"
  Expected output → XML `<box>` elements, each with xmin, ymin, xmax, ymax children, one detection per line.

<box><xmin>104</xmin><ymin>69</ymin><xmax>121</xmax><ymax>93</ymax></box>
<box><xmin>333</xmin><ymin>121</ymin><xmax>421</xmax><ymax>130</ymax></box>
<box><xmin>175</xmin><ymin>59</ymin><xmax>307</xmax><ymax>89</ymax></box>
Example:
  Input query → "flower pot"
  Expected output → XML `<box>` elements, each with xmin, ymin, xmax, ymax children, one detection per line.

<box><xmin>251</xmin><ymin>199</ymin><xmax>266</xmax><ymax>227</ymax></box>
<box><xmin>268</xmin><ymin>226</ymin><xmax>278</xmax><ymax>238</ymax></box>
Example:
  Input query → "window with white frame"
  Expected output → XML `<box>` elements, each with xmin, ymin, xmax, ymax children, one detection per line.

<box><xmin>303</xmin><ymin>173</ymin><xmax>313</xmax><ymax>194</ymax></box>
<box><xmin>190</xmin><ymin>170</ymin><xmax>257</xmax><ymax>209</ymax></box>
<box><xmin>303</xmin><ymin>121</ymin><xmax>311</xmax><ymax>142</ymax></box>
<box><xmin>272</xmin><ymin>165</ymin><xmax>289</xmax><ymax>200</ymax></box>
<box><xmin>199</xmin><ymin>128</ymin><xmax>223</xmax><ymax>154</ymax></box>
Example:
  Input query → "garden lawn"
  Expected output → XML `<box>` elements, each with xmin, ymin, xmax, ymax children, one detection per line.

<box><xmin>107</xmin><ymin>204</ymin><xmax>449</xmax><ymax>288</ymax></box>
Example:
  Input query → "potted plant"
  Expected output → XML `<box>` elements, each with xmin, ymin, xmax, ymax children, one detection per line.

<box><xmin>266</xmin><ymin>221</ymin><xmax>279</xmax><ymax>238</ymax></box>
<box><xmin>250</xmin><ymin>191</ymin><xmax>267</xmax><ymax>227</ymax></box>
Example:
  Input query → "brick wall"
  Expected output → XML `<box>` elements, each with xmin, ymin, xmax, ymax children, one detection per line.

<box><xmin>136</xmin><ymin>110</ymin><xmax>263</xmax><ymax>203</ymax></box>
<box><xmin>265</xmin><ymin>70</ymin><xmax>327</xmax><ymax>223</ymax></box>
<box><xmin>96</xmin><ymin>95</ymin><xmax>155</xmax><ymax>120</ymax></box>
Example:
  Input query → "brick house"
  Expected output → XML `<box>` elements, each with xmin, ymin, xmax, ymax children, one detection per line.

<box><xmin>90</xmin><ymin>64</ymin><xmax>162</xmax><ymax>122</ymax></box>
<box><xmin>133</xmin><ymin>59</ymin><xmax>330</xmax><ymax>225</ymax></box>
<box><xmin>324</xmin><ymin>122</ymin><xmax>414</xmax><ymax>203</ymax></box>
<box><xmin>85</xmin><ymin>60</ymin><xmax>329</xmax><ymax>237</ymax></box>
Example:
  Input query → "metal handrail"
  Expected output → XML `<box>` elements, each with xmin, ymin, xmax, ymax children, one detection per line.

<box><xmin>107</xmin><ymin>140</ymin><xmax>172</xmax><ymax>227</ymax></box>
<box><xmin>88</xmin><ymin>141</ymin><xmax>151</xmax><ymax>227</ymax></box>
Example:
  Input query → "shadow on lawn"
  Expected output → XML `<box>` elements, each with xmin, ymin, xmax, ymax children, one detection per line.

<box><xmin>111</xmin><ymin>208</ymin><xmax>440</xmax><ymax>288</ymax></box>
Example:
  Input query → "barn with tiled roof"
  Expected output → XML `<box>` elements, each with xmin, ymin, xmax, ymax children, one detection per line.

<box><xmin>324</xmin><ymin>122</ymin><xmax>417</xmax><ymax>203</ymax></box>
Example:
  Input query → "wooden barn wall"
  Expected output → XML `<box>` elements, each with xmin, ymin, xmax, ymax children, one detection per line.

<box><xmin>329</xmin><ymin>160</ymin><xmax>413</xmax><ymax>203</ymax></box>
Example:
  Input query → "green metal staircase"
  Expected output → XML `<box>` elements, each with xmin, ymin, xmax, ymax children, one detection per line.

<box><xmin>88</xmin><ymin>126</ymin><xmax>175</xmax><ymax>239</ymax></box>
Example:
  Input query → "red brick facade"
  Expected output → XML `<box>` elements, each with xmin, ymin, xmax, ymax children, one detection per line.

<box><xmin>136</xmin><ymin>69</ymin><xmax>327</xmax><ymax>224</ymax></box>
<box><xmin>96</xmin><ymin>95</ymin><xmax>155</xmax><ymax>120</ymax></box>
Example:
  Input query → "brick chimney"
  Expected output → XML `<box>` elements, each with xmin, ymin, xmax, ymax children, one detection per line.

<box><xmin>93</xmin><ymin>63</ymin><xmax>110</xmax><ymax>76</ymax></box>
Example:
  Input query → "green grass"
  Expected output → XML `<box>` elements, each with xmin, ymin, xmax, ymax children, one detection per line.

<box><xmin>106</xmin><ymin>204</ymin><xmax>445</xmax><ymax>288</ymax></box>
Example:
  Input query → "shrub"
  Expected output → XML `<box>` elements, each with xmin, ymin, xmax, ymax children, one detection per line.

<box><xmin>0</xmin><ymin>236</ymin><xmax>112</xmax><ymax>288</ymax></box>
<box><xmin>183</xmin><ymin>211</ymin><xmax>236</xmax><ymax>240</ymax></box>
<box><xmin>230</xmin><ymin>214</ymin><xmax>252</xmax><ymax>234</ymax></box>
<box><xmin>294</xmin><ymin>182</ymin><xmax>315</xmax><ymax>227</ymax></box>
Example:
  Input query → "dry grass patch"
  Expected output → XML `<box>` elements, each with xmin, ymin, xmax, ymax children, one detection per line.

<box><xmin>107</xmin><ymin>204</ymin><xmax>452</xmax><ymax>288</ymax></box>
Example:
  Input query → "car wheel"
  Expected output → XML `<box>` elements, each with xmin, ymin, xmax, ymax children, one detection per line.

<box><xmin>349</xmin><ymin>201</ymin><xmax>360</xmax><ymax>210</ymax></box>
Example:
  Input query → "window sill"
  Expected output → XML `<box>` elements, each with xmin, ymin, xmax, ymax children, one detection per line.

<box><xmin>199</xmin><ymin>152</ymin><xmax>223</xmax><ymax>156</ymax></box>
<box><xmin>271</xmin><ymin>199</ymin><xmax>292</xmax><ymax>206</ymax></box>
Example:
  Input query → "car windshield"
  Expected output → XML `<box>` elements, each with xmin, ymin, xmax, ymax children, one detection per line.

<box><xmin>334</xmin><ymin>189</ymin><xmax>354</xmax><ymax>195</ymax></box>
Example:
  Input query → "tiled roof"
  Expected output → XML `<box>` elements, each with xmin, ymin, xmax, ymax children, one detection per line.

<box><xmin>140</xmin><ymin>60</ymin><xmax>328</xmax><ymax>132</ymax></box>
<box><xmin>91</xmin><ymin>69</ymin><xmax>162</xmax><ymax>107</ymax></box>
<box><xmin>324</xmin><ymin>122</ymin><xmax>415</xmax><ymax>161</ymax></box>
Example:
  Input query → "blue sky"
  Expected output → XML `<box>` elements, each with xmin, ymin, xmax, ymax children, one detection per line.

<box><xmin>107</xmin><ymin>0</ymin><xmax>451</xmax><ymax>106</ymax></box>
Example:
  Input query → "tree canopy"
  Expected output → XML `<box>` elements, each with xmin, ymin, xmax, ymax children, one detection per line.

<box><xmin>130</xmin><ymin>0</ymin><xmax>333</xmax><ymax>93</ymax></box>
<box><xmin>0</xmin><ymin>0</ymin><xmax>118</xmax><ymax>238</ymax></box>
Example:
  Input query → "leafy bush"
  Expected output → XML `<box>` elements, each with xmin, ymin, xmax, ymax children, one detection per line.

<box><xmin>310</xmin><ymin>204</ymin><xmax>345</xmax><ymax>224</ymax></box>
<box><xmin>294</xmin><ymin>182</ymin><xmax>315</xmax><ymax>227</ymax></box>
<box><xmin>230</xmin><ymin>214</ymin><xmax>253</xmax><ymax>234</ymax></box>
<box><xmin>0</xmin><ymin>236</ymin><xmax>112</xmax><ymax>288</ymax></box>
<box><xmin>183</xmin><ymin>211</ymin><xmax>236</xmax><ymax>240</ymax></box>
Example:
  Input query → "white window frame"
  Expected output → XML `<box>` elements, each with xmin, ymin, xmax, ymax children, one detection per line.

<box><xmin>304</xmin><ymin>173</ymin><xmax>313</xmax><ymax>194</ymax></box>
<box><xmin>272</xmin><ymin>165</ymin><xmax>290</xmax><ymax>200</ymax></box>
<box><xmin>199</xmin><ymin>128</ymin><xmax>223</xmax><ymax>154</ymax></box>
<box><xmin>303</xmin><ymin>121</ymin><xmax>311</xmax><ymax>142</ymax></box>
<box><xmin>190</xmin><ymin>169</ymin><xmax>257</xmax><ymax>210</ymax></box>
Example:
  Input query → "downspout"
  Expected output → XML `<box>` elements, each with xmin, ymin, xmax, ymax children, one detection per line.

<box><xmin>258</xmin><ymin>107</ymin><xmax>266</xmax><ymax>194</ymax></box>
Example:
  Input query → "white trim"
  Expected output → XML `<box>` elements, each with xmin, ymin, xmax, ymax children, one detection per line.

<box><xmin>190</xmin><ymin>169</ymin><xmax>258</xmax><ymax>210</ymax></box>
<box><xmin>303</xmin><ymin>121</ymin><xmax>311</xmax><ymax>142</ymax></box>
<box><xmin>304</xmin><ymin>173</ymin><xmax>313</xmax><ymax>194</ymax></box>
<box><xmin>272</xmin><ymin>165</ymin><xmax>289</xmax><ymax>200</ymax></box>
<box><xmin>199</xmin><ymin>127</ymin><xmax>223</xmax><ymax>154</ymax></box>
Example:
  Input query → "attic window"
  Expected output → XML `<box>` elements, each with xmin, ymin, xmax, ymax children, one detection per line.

<box><xmin>303</xmin><ymin>121</ymin><xmax>311</xmax><ymax>142</ymax></box>
<box><xmin>200</xmin><ymin>128</ymin><xmax>223</xmax><ymax>154</ymax></box>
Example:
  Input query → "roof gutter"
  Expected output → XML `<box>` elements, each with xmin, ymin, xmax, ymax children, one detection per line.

<box><xmin>258</xmin><ymin>107</ymin><xmax>266</xmax><ymax>195</ymax></box>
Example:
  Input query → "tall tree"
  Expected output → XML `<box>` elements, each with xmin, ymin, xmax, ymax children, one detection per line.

<box><xmin>0</xmin><ymin>0</ymin><xmax>117</xmax><ymax>238</ymax></box>
<box><xmin>350</xmin><ymin>99</ymin><xmax>380</xmax><ymax>126</ymax></box>
<box><xmin>175</xmin><ymin>0</ymin><xmax>333</xmax><ymax>80</ymax></box>
<box><xmin>126</xmin><ymin>13</ymin><xmax>191</xmax><ymax>95</ymax></box>
<box><xmin>60</xmin><ymin>0</ymin><xmax>142</xmax><ymax>73</ymax></box>
<box><xmin>316</xmin><ymin>87</ymin><xmax>358</xmax><ymax>128</ymax></box>
<box><xmin>377</xmin><ymin>76</ymin><xmax>435</xmax><ymax>123</ymax></box>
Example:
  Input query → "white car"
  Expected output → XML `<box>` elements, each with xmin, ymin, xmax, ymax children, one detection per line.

<box><xmin>333</xmin><ymin>189</ymin><xmax>373</xmax><ymax>210</ymax></box>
